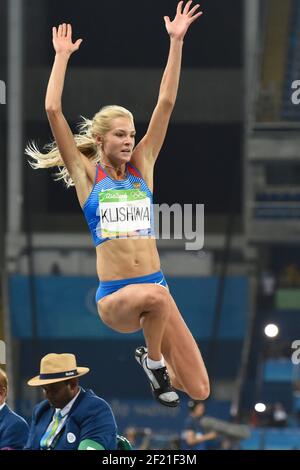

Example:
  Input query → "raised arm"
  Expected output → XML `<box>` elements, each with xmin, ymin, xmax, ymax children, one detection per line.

<box><xmin>131</xmin><ymin>1</ymin><xmax>203</xmax><ymax>174</ymax></box>
<box><xmin>45</xmin><ymin>24</ymin><xmax>90</xmax><ymax>189</ymax></box>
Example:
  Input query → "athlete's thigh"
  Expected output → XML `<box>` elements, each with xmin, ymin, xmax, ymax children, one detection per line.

<box><xmin>97</xmin><ymin>283</ymin><xmax>169</xmax><ymax>333</ymax></box>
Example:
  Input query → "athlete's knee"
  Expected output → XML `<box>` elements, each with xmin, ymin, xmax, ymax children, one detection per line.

<box><xmin>146</xmin><ymin>288</ymin><xmax>170</xmax><ymax>318</ymax></box>
<box><xmin>97</xmin><ymin>299</ymin><xmax>116</xmax><ymax>327</ymax></box>
<box><xmin>98</xmin><ymin>308</ymin><xmax>111</xmax><ymax>327</ymax></box>
<box><xmin>188</xmin><ymin>378</ymin><xmax>210</xmax><ymax>401</ymax></box>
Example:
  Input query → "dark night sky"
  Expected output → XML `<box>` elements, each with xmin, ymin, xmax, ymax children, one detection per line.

<box><xmin>26</xmin><ymin>0</ymin><xmax>242</xmax><ymax>68</ymax></box>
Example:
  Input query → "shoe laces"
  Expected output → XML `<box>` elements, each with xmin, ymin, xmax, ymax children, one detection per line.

<box><xmin>153</xmin><ymin>366</ymin><xmax>171</xmax><ymax>387</ymax></box>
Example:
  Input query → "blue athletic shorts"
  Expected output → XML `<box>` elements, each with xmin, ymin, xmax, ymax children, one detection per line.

<box><xmin>95</xmin><ymin>270</ymin><xmax>168</xmax><ymax>302</ymax></box>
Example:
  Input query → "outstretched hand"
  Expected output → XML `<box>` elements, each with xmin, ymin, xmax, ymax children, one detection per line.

<box><xmin>164</xmin><ymin>1</ymin><xmax>203</xmax><ymax>40</ymax></box>
<box><xmin>52</xmin><ymin>23</ymin><xmax>83</xmax><ymax>56</ymax></box>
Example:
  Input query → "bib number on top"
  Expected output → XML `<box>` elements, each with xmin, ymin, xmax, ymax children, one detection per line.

<box><xmin>99</xmin><ymin>189</ymin><xmax>151</xmax><ymax>238</ymax></box>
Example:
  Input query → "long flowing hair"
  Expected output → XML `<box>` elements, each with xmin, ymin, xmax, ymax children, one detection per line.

<box><xmin>25</xmin><ymin>105</ymin><xmax>134</xmax><ymax>187</ymax></box>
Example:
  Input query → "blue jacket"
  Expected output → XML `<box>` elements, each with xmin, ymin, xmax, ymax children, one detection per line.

<box><xmin>25</xmin><ymin>388</ymin><xmax>117</xmax><ymax>450</ymax></box>
<box><xmin>0</xmin><ymin>404</ymin><xmax>29</xmax><ymax>450</ymax></box>
<box><xmin>181</xmin><ymin>415</ymin><xmax>206</xmax><ymax>450</ymax></box>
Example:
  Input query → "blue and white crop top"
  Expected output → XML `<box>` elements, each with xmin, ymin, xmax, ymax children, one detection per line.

<box><xmin>82</xmin><ymin>162</ymin><xmax>155</xmax><ymax>246</ymax></box>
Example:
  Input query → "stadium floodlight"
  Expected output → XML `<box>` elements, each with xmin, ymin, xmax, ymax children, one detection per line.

<box><xmin>264</xmin><ymin>323</ymin><xmax>279</xmax><ymax>338</ymax></box>
<box><xmin>255</xmin><ymin>403</ymin><xmax>266</xmax><ymax>413</ymax></box>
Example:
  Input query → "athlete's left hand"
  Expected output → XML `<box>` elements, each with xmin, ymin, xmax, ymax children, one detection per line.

<box><xmin>164</xmin><ymin>1</ymin><xmax>203</xmax><ymax>41</ymax></box>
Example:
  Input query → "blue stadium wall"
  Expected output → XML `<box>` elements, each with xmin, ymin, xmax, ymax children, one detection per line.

<box><xmin>9</xmin><ymin>275</ymin><xmax>248</xmax><ymax>427</ymax></box>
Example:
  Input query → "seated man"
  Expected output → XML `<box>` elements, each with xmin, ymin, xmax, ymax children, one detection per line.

<box><xmin>0</xmin><ymin>367</ymin><xmax>29</xmax><ymax>450</ymax></box>
<box><xmin>25</xmin><ymin>353</ymin><xmax>117</xmax><ymax>450</ymax></box>
<box><xmin>181</xmin><ymin>401</ymin><xmax>217</xmax><ymax>450</ymax></box>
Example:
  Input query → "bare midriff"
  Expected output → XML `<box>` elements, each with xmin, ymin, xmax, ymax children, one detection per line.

<box><xmin>96</xmin><ymin>237</ymin><xmax>161</xmax><ymax>281</ymax></box>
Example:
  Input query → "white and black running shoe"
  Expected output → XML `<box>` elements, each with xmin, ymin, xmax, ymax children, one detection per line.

<box><xmin>135</xmin><ymin>346</ymin><xmax>180</xmax><ymax>407</ymax></box>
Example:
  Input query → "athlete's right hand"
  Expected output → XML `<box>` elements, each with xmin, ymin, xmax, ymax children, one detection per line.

<box><xmin>52</xmin><ymin>23</ymin><xmax>83</xmax><ymax>56</ymax></box>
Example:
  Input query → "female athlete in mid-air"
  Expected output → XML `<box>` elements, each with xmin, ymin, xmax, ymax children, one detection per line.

<box><xmin>27</xmin><ymin>1</ymin><xmax>209</xmax><ymax>407</ymax></box>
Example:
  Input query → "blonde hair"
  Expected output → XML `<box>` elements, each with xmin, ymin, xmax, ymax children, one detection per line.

<box><xmin>25</xmin><ymin>105</ymin><xmax>134</xmax><ymax>188</ymax></box>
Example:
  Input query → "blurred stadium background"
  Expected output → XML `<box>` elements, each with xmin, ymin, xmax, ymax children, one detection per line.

<box><xmin>1</xmin><ymin>0</ymin><xmax>300</xmax><ymax>450</ymax></box>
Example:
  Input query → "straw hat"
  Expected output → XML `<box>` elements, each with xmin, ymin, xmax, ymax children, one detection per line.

<box><xmin>28</xmin><ymin>353</ymin><xmax>90</xmax><ymax>386</ymax></box>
